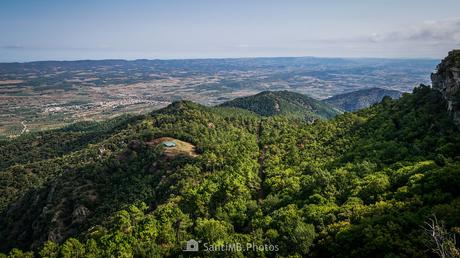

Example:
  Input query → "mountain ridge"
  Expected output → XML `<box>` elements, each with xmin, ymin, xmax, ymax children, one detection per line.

<box><xmin>219</xmin><ymin>90</ymin><xmax>341</xmax><ymax>121</ymax></box>
<box><xmin>324</xmin><ymin>87</ymin><xmax>404</xmax><ymax>111</ymax></box>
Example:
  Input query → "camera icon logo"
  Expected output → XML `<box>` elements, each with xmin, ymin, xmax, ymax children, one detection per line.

<box><xmin>183</xmin><ymin>239</ymin><xmax>200</xmax><ymax>252</ymax></box>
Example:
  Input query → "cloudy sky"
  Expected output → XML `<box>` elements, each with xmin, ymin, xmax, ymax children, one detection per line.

<box><xmin>1</xmin><ymin>0</ymin><xmax>459</xmax><ymax>61</ymax></box>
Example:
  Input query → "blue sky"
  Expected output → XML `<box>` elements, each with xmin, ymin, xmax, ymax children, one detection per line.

<box><xmin>1</xmin><ymin>0</ymin><xmax>460</xmax><ymax>61</ymax></box>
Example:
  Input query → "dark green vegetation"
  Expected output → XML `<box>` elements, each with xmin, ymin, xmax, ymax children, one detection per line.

<box><xmin>1</xmin><ymin>85</ymin><xmax>460</xmax><ymax>257</ymax></box>
<box><xmin>324</xmin><ymin>87</ymin><xmax>404</xmax><ymax>111</ymax></box>
<box><xmin>220</xmin><ymin>90</ymin><xmax>341</xmax><ymax>120</ymax></box>
<box><xmin>0</xmin><ymin>114</ymin><xmax>142</xmax><ymax>171</ymax></box>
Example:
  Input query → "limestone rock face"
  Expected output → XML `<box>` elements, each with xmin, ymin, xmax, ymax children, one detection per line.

<box><xmin>432</xmin><ymin>50</ymin><xmax>460</xmax><ymax>127</ymax></box>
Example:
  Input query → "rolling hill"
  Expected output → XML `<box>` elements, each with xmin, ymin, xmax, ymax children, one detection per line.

<box><xmin>219</xmin><ymin>90</ymin><xmax>341</xmax><ymax>120</ymax></box>
<box><xmin>324</xmin><ymin>87</ymin><xmax>404</xmax><ymax>111</ymax></box>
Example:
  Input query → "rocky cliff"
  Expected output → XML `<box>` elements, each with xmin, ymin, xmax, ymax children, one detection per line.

<box><xmin>431</xmin><ymin>50</ymin><xmax>460</xmax><ymax>127</ymax></box>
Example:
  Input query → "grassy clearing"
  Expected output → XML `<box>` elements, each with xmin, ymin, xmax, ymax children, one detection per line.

<box><xmin>147</xmin><ymin>137</ymin><xmax>198</xmax><ymax>158</ymax></box>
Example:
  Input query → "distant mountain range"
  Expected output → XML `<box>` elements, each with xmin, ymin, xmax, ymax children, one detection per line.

<box><xmin>219</xmin><ymin>90</ymin><xmax>341</xmax><ymax>120</ymax></box>
<box><xmin>324</xmin><ymin>87</ymin><xmax>404</xmax><ymax>112</ymax></box>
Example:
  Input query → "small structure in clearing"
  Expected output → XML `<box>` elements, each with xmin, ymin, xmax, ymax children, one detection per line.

<box><xmin>162</xmin><ymin>141</ymin><xmax>176</xmax><ymax>147</ymax></box>
<box><xmin>147</xmin><ymin>137</ymin><xmax>198</xmax><ymax>159</ymax></box>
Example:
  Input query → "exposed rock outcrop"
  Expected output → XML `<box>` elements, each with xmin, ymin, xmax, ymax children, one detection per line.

<box><xmin>72</xmin><ymin>205</ymin><xmax>91</xmax><ymax>224</ymax></box>
<box><xmin>431</xmin><ymin>50</ymin><xmax>460</xmax><ymax>127</ymax></box>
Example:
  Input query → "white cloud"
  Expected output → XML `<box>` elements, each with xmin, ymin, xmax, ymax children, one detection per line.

<box><xmin>368</xmin><ymin>17</ymin><xmax>460</xmax><ymax>43</ymax></box>
<box><xmin>294</xmin><ymin>18</ymin><xmax>460</xmax><ymax>58</ymax></box>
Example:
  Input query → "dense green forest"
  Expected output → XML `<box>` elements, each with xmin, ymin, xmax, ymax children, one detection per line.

<box><xmin>1</xmin><ymin>85</ymin><xmax>460</xmax><ymax>257</ymax></box>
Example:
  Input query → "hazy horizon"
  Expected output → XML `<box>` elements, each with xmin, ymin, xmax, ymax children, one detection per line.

<box><xmin>0</xmin><ymin>55</ymin><xmax>443</xmax><ymax>64</ymax></box>
<box><xmin>1</xmin><ymin>0</ymin><xmax>460</xmax><ymax>62</ymax></box>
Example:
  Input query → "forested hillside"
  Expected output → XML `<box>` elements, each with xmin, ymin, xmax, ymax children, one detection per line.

<box><xmin>219</xmin><ymin>90</ymin><xmax>341</xmax><ymax>121</ymax></box>
<box><xmin>1</xmin><ymin>86</ymin><xmax>459</xmax><ymax>257</ymax></box>
<box><xmin>324</xmin><ymin>87</ymin><xmax>404</xmax><ymax>111</ymax></box>
<box><xmin>0</xmin><ymin>114</ymin><xmax>143</xmax><ymax>171</ymax></box>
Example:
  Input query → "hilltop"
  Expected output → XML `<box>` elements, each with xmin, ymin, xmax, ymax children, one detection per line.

<box><xmin>219</xmin><ymin>90</ymin><xmax>341</xmax><ymax>121</ymax></box>
<box><xmin>324</xmin><ymin>87</ymin><xmax>404</xmax><ymax>111</ymax></box>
